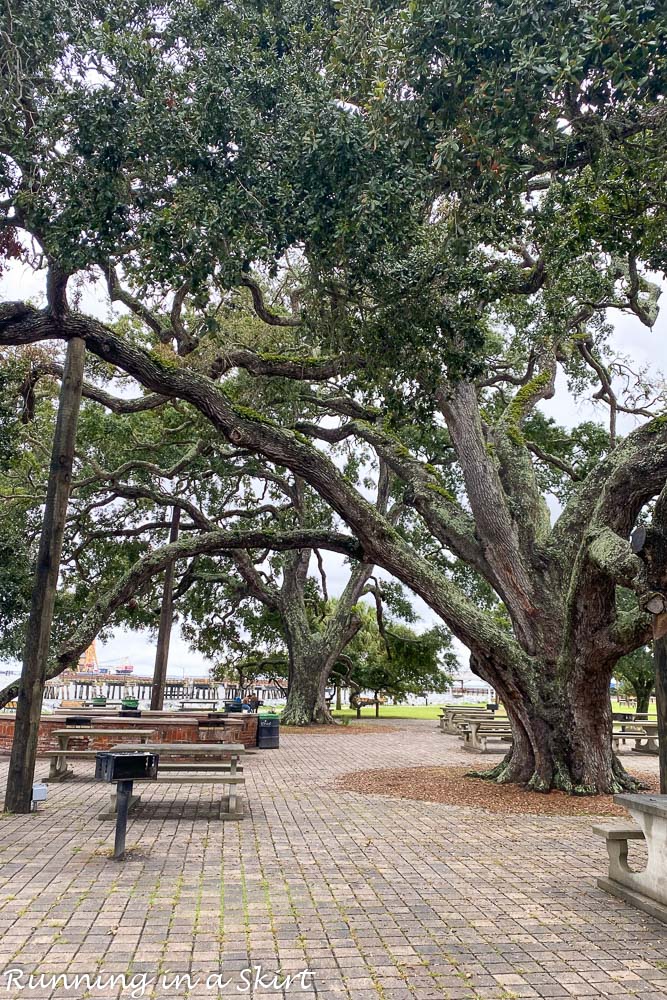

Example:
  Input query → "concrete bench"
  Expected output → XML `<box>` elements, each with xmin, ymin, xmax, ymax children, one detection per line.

<box><xmin>439</xmin><ymin>709</ymin><xmax>495</xmax><ymax>734</ymax></box>
<box><xmin>612</xmin><ymin>724</ymin><xmax>659</xmax><ymax>755</ymax></box>
<box><xmin>612</xmin><ymin>727</ymin><xmax>646</xmax><ymax>752</ymax></box>
<box><xmin>460</xmin><ymin>720</ymin><xmax>512</xmax><ymax>753</ymax></box>
<box><xmin>594</xmin><ymin>795</ymin><xmax>667</xmax><ymax>924</ymax></box>
<box><xmin>592</xmin><ymin>820</ymin><xmax>645</xmax><ymax>862</ymax></box>
<box><xmin>43</xmin><ymin>749</ymin><xmax>99</xmax><ymax>782</ymax></box>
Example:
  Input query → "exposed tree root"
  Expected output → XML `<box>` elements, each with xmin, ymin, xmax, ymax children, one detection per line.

<box><xmin>466</xmin><ymin>750</ymin><xmax>649</xmax><ymax>795</ymax></box>
<box><xmin>280</xmin><ymin>697</ymin><xmax>336</xmax><ymax>727</ymax></box>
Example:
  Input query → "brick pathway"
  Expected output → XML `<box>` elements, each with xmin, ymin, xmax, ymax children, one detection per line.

<box><xmin>0</xmin><ymin>720</ymin><xmax>665</xmax><ymax>999</ymax></box>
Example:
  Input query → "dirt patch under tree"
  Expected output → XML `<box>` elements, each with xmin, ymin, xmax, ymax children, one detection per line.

<box><xmin>337</xmin><ymin>764</ymin><xmax>659</xmax><ymax>816</ymax></box>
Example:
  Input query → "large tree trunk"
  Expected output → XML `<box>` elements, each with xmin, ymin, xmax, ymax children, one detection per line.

<box><xmin>281</xmin><ymin>646</ymin><xmax>333</xmax><ymax>725</ymax></box>
<box><xmin>279</xmin><ymin>552</ymin><xmax>369</xmax><ymax>726</ymax></box>
<box><xmin>655</xmin><ymin>630</ymin><xmax>667</xmax><ymax>794</ymax></box>
<box><xmin>4</xmin><ymin>336</ymin><xmax>86</xmax><ymax>814</ymax></box>
<box><xmin>469</xmin><ymin>653</ymin><xmax>643</xmax><ymax>794</ymax></box>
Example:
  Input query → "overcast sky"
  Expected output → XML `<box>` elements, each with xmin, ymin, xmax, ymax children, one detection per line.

<box><xmin>1</xmin><ymin>264</ymin><xmax>666</xmax><ymax>681</ymax></box>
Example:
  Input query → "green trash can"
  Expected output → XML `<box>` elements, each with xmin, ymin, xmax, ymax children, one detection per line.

<box><xmin>257</xmin><ymin>715</ymin><xmax>279</xmax><ymax>749</ymax></box>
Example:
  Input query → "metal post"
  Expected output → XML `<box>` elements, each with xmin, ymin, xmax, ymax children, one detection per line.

<box><xmin>114</xmin><ymin>779</ymin><xmax>133</xmax><ymax>860</ymax></box>
<box><xmin>655</xmin><ymin>630</ymin><xmax>667</xmax><ymax>795</ymax></box>
<box><xmin>631</xmin><ymin>525</ymin><xmax>667</xmax><ymax>794</ymax></box>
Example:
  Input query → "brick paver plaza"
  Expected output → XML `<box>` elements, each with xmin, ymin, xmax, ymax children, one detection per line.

<box><xmin>0</xmin><ymin>719</ymin><xmax>665</xmax><ymax>999</ymax></box>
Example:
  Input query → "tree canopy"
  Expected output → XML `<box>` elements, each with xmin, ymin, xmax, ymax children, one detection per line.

<box><xmin>1</xmin><ymin>0</ymin><xmax>667</xmax><ymax>792</ymax></box>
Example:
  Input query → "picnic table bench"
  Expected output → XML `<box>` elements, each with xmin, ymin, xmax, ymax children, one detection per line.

<box><xmin>178</xmin><ymin>699</ymin><xmax>218</xmax><ymax>710</ymax></box>
<box><xmin>109</xmin><ymin>742</ymin><xmax>247</xmax><ymax>820</ymax></box>
<box><xmin>612</xmin><ymin>721</ymin><xmax>659</xmax><ymax>755</ymax></box>
<box><xmin>459</xmin><ymin>718</ymin><xmax>512</xmax><ymax>753</ymax></box>
<box><xmin>594</xmin><ymin>793</ymin><xmax>667</xmax><ymax>924</ymax></box>
<box><xmin>45</xmin><ymin>728</ymin><xmax>156</xmax><ymax>781</ymax></box>
<box><xmin>439</xmin><ymin>707</ymin><xmax>495</xmax><ymax>734</ymax></box>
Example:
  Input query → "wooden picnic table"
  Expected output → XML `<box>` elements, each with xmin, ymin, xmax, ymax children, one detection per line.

<box><xmin>110</xmin><ymin>742</ymin><xmax>247</xmax><ymax>819</ymax></box>
<box><xmin>46</xmin><ymin>728</ymin><xmax>156</xmax><ymax>781</ymax></box>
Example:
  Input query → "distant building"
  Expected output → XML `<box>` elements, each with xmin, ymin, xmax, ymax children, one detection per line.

<box><xmin>77</xmin><ymin>642</ymin><xmax>99</xmax><ymax>672</ymax></box>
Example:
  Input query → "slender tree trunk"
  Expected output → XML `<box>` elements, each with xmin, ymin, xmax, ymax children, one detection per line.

<box><xmin>634</xmin><ymin>685</ymin><xmax>653</xmax><ymax>717</ymax></box>
<box><xmin>335</xmin><ymin>685</ymin><xmax>341</xmax><ymax>711</ymax></box>
<box><xmin>150</xmin><ymin>506</ymin><xmax>181</xmax><ymax>710</ymax></box>
<box><xmin>4</xmin><ymin>337</ymin><xmax>86</xmax><ymax>813</ymax></box>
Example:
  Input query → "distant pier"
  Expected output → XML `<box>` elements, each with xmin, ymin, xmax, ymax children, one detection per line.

<box><xmin>43</xmin><ymin>672</ymin><xmax>284</xmax><ymax>704</ymax></box>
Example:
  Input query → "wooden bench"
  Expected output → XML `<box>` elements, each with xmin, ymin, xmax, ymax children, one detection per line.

<box><xmin>353</xmin><ymin>697</ymin><xmax>385</xmax><ymax>718</ymax></box>
<box><xmin>594</xmin><ymin>794</ymin><xmax>667</xmax><ymax>924</ymax></box>
<box><xmin>157</xmin><ymin>761</ymin><xmax>243</xmax><ymax>773</ymax></box>
<box><xmin>107</xmin><ymin>742</ymin><xmax>247</xmax><ymax>820</ymax></box>
<box><xmin>45</xmin><ymin>728</ymin><xmax>156</xmax><ymax>781</ymax></box>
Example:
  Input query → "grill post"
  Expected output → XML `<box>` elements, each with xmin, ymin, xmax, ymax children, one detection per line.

<box><xmin>114</xmin><ymin>779</ymin><xmax>133</xmax><ymax>860</ymax></box>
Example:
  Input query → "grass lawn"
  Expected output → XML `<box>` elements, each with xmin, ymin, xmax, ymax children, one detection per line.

<box><xmin>331</xmin><ymin>703</ymin><xmax>478</xmax><ymax>721</ymax></box>
<box><xmin>329</xmin><ymin>699</ymin><xmax>657</xmax><ymax>722</ymax></box>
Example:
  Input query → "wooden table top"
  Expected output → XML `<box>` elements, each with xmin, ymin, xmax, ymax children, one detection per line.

<box><xmin>110</xmin><ymin>742</ymin><xmax>246</xmax><ymax>754</ymax></box>
<box><xmin>52</xmin><ymin>728</ymin><xmax>156</xmax><ymax>738</ymax></box>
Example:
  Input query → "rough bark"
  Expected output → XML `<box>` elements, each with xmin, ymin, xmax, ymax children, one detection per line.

<box><xmin>282</xmin><ymin>645</ymin><xmax>334</xmax><ymax>725</ymax></box>
<box><xmin>468</xmin><ymin>651</ymin><xmax>644</xmax><ymax>794</ymax></box>
<box><xmin>630</xmin><ymin>520</ymin><xmax>667</xmax><ymax>792</ymax></box>
<box><xmin>4</xmin><ymin>336</ymin><xmax>86</xmax><ymax>814</ymax></box>
<box><xmin>655</xmin><ymin>633</ymin><xmax>667</xmax><ymax>795</ymax></box>
<box><xmin>279</xmin><ymin>553</ymin><xmax>371</xmax><ymax>726</ymax></box>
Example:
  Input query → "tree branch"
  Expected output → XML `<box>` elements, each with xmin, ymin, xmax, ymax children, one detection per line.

<box><xmin>240</xmin><ymin>274</ymin><xmax>301</xmax><ymax>327</ymax></box>
<box><xmin>0</xmin><ymin>527</ymin><xmax>363</xmax><ymax>707</ymax></box>
<box><xmin>0</xmin><ymin>302</ymin><xmax>528</xmax><ymax>666</ymax></box>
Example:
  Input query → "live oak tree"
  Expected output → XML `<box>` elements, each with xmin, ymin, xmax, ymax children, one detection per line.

<box><xmin>178</xmin><ymin>547</ymin><xmax>376</xmax><ymax>726</ymax></box>
<box><xmin>612</xmin><ymin>590</ymin><xmax>655</xmax><ymax>715</ymax></box>
<box><xmin>0</xmin><ymin>345</ymin><xmax>386</xmax><ymax>725</ymax></box>
<box><xmin>614</xmin><ymin>646</ymin><xmax>655</xmax><ymax>716</ymax></box>
<box><xmin>2</xmin><ymin>0</ymin><xmax>667</xmax><ymax>792</ymax></box>
<box><xmin>0</xmin><ymin>369</ymin><xmax>366</xmax><ymax>711</ymax></box>
<box><xmin>337</xmin><ymin>610</ymin><xmax>455</xmax><ymax>717</ymax></box>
